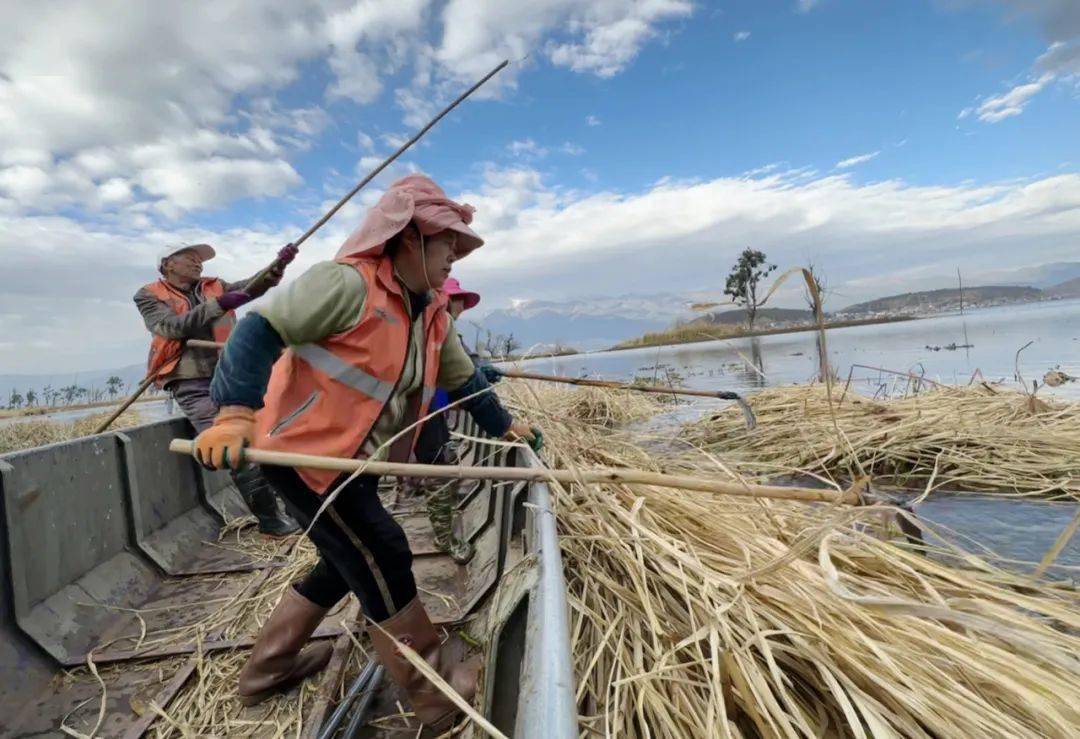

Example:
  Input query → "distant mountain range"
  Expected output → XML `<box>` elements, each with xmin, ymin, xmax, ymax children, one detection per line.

<box><xmin>835</xmin><ymin>285</ymin><xmax>1044</xmax><ymax>316</ymax></box>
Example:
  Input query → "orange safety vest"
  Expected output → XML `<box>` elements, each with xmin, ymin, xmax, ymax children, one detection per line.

<box><xmin>255</xmin><ymin>255</ymin><xmax>450</xmax><ymax>494</ymax></box>
<box><xmin>143</xmin><ymin>278</ymin><xmax>234</xmax><ymax>386</ymax></box>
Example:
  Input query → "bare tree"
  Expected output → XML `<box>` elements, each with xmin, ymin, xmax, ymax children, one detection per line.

<box><xmin>8</xmin><ymin>389</ymin><xmax>23</xmax><ymax>409</ymax></box>
<box><xmin>502</xmin><ymin>333</ymin><xmax>520</xmax><ymax>358</ymax></box>
<box><xmin>25</xmin><ymin>389</ymin><xmax>37</xmax><ymax>407</ymax></box>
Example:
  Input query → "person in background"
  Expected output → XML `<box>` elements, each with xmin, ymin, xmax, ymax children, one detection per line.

<box><xmin>193</xmin><ymin>175</ymin><xmax>538</xmax><ymax>729</ymax></box>
<box><xmin>413</xmin><ymin>277</ymin><xmax>486</xmax><ymax>564</ymax></box>
<box><xmin>134</xmin><ymin>243</ymin><xmax>299</xmax><ymax>536</ymax></box>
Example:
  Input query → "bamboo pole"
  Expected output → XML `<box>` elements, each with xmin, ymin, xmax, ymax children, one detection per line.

<box><xmin>94</xmin><ymin>61</ymin><xmax>510</xmax><ymax>435</ymax></box>
<box><xmin>169</xmin><ymin>439</ymin><xmax>863</xmax><ymax>504</ymax></box>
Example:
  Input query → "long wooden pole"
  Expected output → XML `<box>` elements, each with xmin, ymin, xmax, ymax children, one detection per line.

<box><xmin>169</xmin><ymin>439</ymin><xmax>861</xmax><ymax>504</ymax></box>
<box><xmin>499</xmin><ymin>369</ymin><xmax>758</xmax><ymax>428</ymax></box>
<box><xmin>501</xmin><ymin>370</ymin><xmax>739</xmax><ymax>400</ymax></box>
<box><xmin>180</xmin><ymin>345</ymin><xmax>758</xmax><ymax>427</ymax></box>
<box><xmin>182</xmin><ymin>343</ymin><xmax>757</xmax><ymax>427</ymax></box>
<box><xmin>92</xmin><ymin>373</ymin><xmax>158</xmax><ymax>433</ymax></box>
<box><xmin>95</xmin><ymin>61</ymin><xmax>510</xmax><ymax>436</ymax></box>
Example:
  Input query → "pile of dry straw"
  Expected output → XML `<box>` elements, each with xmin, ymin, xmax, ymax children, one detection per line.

<box><xmin>682</xmin><ymin>382</ymin><xmax>1080</xmax><ymax>500</ymax></box>
<box><xmin>501</xmin><ymin>381</ymin><xmax>1080</xmax><ymax>738</ymax></box>
<box><xmin>0</xmin><ymin>410</ymin><xmax>142</xmax><ymax>454</ymax></box>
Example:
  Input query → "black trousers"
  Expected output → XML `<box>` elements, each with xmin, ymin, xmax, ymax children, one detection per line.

<box><xmin>414</xmin><ymin>414</ymin><xmax>452</xmax><ymax>465</ymax></box>
<box><xmin>262</xmin><ymin>464</ymin><xmax>416</xmax><ymax>622</ymax></box>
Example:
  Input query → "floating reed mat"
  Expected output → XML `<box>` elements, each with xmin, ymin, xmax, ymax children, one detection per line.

<box><xmin>501</xmin><ymin>383</ymin><xmax>1080</xmax><ymax>738</ymax></box>
<box><xmin>682</xmin><ymin>383</ymin><xmax>1080</xmax><ymax>500</ymax></box>
<box><xmin>0</xmin><ymin>409</ymin><xmax>141</xmax><ymax>454</ymax></box>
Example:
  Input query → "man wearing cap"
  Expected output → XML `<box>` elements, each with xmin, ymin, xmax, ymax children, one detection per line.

<box><xmin>192</xmin><ymin>174</ymin><xmax>538</xmax><ymax>728</ymax></box>
<box><xmin>133</xmin><ymin>242</ymin><xmax>299</xmax><ymax>536</ymax></box>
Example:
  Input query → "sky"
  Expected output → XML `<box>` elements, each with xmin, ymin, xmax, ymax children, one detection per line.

<box><xmin>1</xmin><ymin>0</ymin><xmax>1078</xmax><ymax>374</ymax></box>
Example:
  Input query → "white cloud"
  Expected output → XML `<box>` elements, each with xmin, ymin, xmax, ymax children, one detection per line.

<box><xmin>734</xmin><ymin>30</ymin><xmax>751</xmax><ymax>42</ymax></box>
<box><xmin>974</xmin><ymin>73</ymin><xmax>1055</xmax><ymax>122</ymax></box>
<box><xmin>5</xmin><ymin>165</ymin><xmax>1080</xmax><ymax>372</ymax></box>
<box><xmin>1036</xmin><ymin>39</ymin><xmax>1080</xmax><ymax>77</ymax></box>
<box><xmin>560</xmin><ymin>142</ymin><xmax>586</xmax><ymax>156</ymax></box>
<box><xmin>586</xmin><ymin>115</ymin><xmax>602</xmax><ymax>126</ymax></box>
<box><xmin>545</xmin><ymin>1</ymin><xmax>693</xmax><ymax>77</ymax></box>
<box><xmin>323</xmin><ymin>0</ymin><xmax>429</xmax><ymax>103</ymax></box>
<box><xmin>357</xmin><ymin>132</ymin><xmax>376</xmax><ymax>151</ymax></box>
<box><xmin>381</xmin><ymin>132</ymin><xmax>410</xmax><ymax>148</ymax></box>
<box><xmin>507</xmin><ymin>139</ymin><xmax>549</xmax><ymax>158</ymax></box>
<box><xmin>796</xmin><ymin>0</ymin><xmax>820</xmax><ymax>12</ymax></box>
<box><xmin>447</xmin><ymin>166</ymin><xmax>1080</xmax><ymax>318</ymax></box>
<box><xmin>960</xmin><ymin>2</ymin><xmax>1079</xmax><ymax>124</ymax></box>
<box><xmin>835</xmin><ymin>151</ymin><xmax>880</xmax><ymax>169</ymax></box>
<box><xmin>438</xmin><ymin>0</ymin><xmax>692</xmax><ymax>81</ymax></box>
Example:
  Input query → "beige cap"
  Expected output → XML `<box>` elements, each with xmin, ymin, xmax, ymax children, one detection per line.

<box><xmin>157</xmin><ymin>243</ymin><xmax>215</xmax><ymax>273</ymax></box>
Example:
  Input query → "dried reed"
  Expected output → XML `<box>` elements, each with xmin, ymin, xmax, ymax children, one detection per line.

<box><xmin>500</xmin><ymin>381</ymin><xmax>1080</xmax><ymax>738</ymax></box>
<box><xmin>683</xmin><ymin>383</ymin><xmax>1080</xmax><ymax>500</ymax></box>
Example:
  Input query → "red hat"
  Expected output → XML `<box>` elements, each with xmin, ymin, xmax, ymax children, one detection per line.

<box><xmin>443</xmin><ymin>277</ymin><xmax>480</xmax><ymax>310</ymax></box>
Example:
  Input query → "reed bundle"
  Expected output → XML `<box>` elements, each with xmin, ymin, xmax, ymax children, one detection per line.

<box><xmin>0</xmin><ymin>410</ymin><xmax>141</xmax><ymax>454</ymax></box>
<box><xmin>682</xmin><ymin>383</ymin><xmax>1080</xmax><ymax>500</ymax></box>
<box><xmin>500</xmin><ymin>382</ymin><xmax>1080</xmax><ymax>738</ymax></box>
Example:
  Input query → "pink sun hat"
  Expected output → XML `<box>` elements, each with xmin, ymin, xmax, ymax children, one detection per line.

<box><xmin>443</xmin><ymin>277</ymin><xmax>480</xmax><ymax>310</ymax></box>
<box><xmin>336</xmin><ymin>174</ymin><xmax>484</xmax><ymax>260</ymax></box>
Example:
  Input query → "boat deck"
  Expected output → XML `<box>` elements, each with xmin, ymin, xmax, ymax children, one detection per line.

<box><xmin>0</xmin><ymin>412</ymin><xmax>576</xmax><ymax>737</ymax></box>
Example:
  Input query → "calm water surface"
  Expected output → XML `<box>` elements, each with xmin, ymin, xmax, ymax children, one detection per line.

<box><xmin>513</xmin><ymin>299</ymin><xmax>1080</xmax><ymax>577</ymax></box>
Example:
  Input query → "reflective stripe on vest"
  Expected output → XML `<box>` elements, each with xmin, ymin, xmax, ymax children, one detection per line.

<box><xmin>254</xmin><ymin>255</ymin><xmax>450</xmax><ymax>494</ymax></box>
<box><xmin>143</xmin><ymin>278</ymin><xmax>233</xmax><ymax>385</ymax></box>
<box><xmin>291</xmin><ymin>343</ymin><xmax>395</xmax><ymax>402</ymax></box>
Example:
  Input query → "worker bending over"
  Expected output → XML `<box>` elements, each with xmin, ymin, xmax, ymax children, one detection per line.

<box><xmin>134</xmin><ymin>243</ymin><xmax>298</xmax><ymax>535</ymax></box>
<box><xmin>193</xmin><ymin>174</ymin><xmax>537</xmax><ymax>729</ymax></box>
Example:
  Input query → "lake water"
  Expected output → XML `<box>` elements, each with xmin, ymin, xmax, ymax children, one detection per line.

<box><xmin>513</xmin><ymin>299</ymin><xmax>1080</xmax><ymax>578</ymax></box>
<box><xmin>514</xmin><ymin>298</ymin><xmax>1080</xmax><ymax>400</ymax></box>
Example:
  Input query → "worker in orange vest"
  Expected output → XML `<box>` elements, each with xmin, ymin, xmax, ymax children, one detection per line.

<box><xmin>134</xmin><ymin>243</ymin><xmax>299</xmax><ymax>535</ymax></box>
<box><xmin>192</xmin><ymin>175</ymin><xmax>539</xmax><ymax>729</ymax></box>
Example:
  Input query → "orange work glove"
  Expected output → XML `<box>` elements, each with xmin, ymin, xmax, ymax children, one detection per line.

<box><xmin>194</xmin><ymin>405</ymin><xmax>256</xmax><ymax>470</ymax></box>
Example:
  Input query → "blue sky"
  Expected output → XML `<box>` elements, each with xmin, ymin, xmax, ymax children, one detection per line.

<box><xmin>196</xmin><ymin>0</ymin><xmax>1075</xmax><ymax>230</ymax></box>
<box><xmin>1</xmin><ymin>0</ymin><xmax>1078</xmax><ymax>372</ymax></box>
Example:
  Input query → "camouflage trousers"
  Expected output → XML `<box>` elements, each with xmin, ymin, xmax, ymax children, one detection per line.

<box><xmin>425</xmin><ymin>480</ymin><xmax>474</xmax><ymax>564</ymax></box>
<box><xmin>415</xmin><ymin>415</ymin><xmax>473</xmax><ymax>563</ymax></box>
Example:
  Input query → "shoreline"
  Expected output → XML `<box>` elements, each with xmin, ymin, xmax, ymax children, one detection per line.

<box><xmin>607</xmin><ymin>314</ymin><xmax>921</xmax><ymax>352</ymax></box>
<box><xmin>0</xmin><ymin>392</ymin><xmax>163</xmax><ymax>420</ymax></box>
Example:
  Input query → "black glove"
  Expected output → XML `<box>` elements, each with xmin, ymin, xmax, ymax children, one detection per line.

<box><xmin>480</xmin><ymin>364</ymin><xmax>503</xmax><ymax>384</ymax></box>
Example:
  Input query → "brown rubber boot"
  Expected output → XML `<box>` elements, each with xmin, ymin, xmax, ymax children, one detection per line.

<box><xmin>368</xmin><ymin>597</ymin><xmax>481</xmax><ymax>731</ymax></box>
<box><xmin>237</xmin><ymin>587</ymin><xmax>335</xmax><ymax>706</ymax></box>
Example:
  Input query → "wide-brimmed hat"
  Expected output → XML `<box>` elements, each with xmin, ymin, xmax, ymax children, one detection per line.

<box><xmin>336</xmin><ymin>174</ymin><xmax>483</xmax><ymax>260</ymax></box>
<box><xmin>443</xmin><ymin>277</ymin><xmax>480</xmax><ymax>310</ymax></box>
<box><xmin>158</xmin><ymin>243</ymin><xmax>215</xmax><ymax>273</ymax></box>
